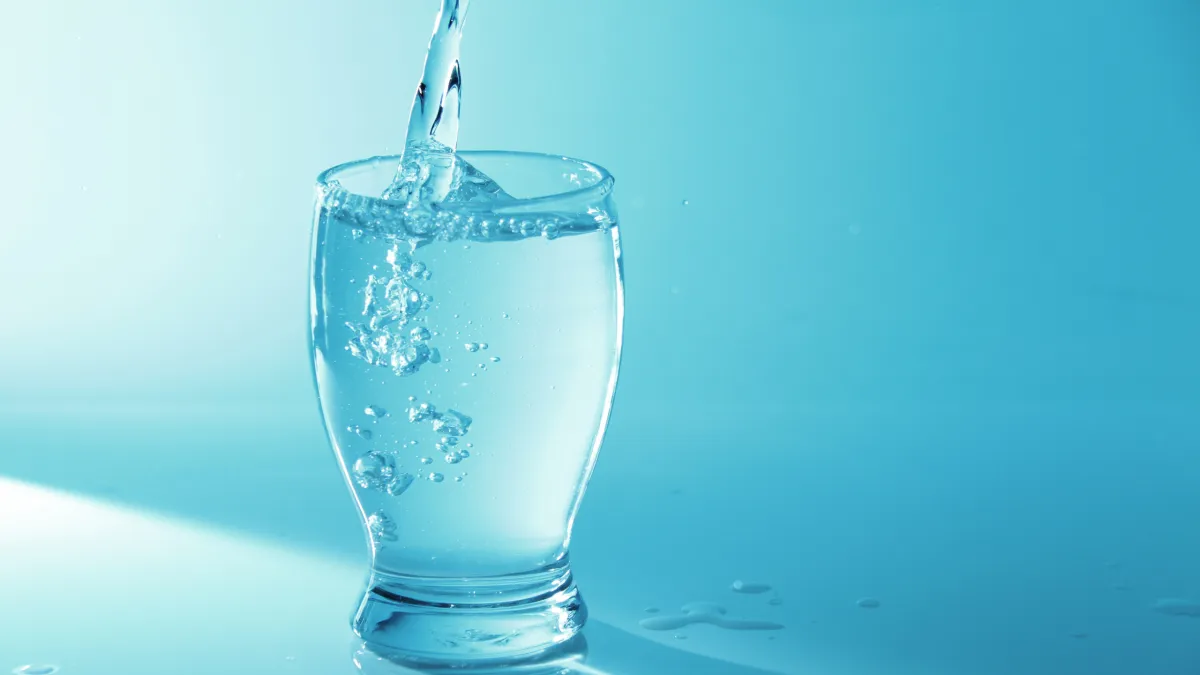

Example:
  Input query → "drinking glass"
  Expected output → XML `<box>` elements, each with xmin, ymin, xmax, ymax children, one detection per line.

<box><xmin>309</xmin><ymin>151</ymin><xmax>623</xmax><ymax>664</ymax></box>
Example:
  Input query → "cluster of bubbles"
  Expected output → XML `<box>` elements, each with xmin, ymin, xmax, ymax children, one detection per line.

<box><xmin>353</xmin><ymin>451</ymin><xmax>415</xmax><ymax>497</ymax></box>
<box><xmin>366</xmin><ymin>511</ymin><xmax>398</xmax><ymax>543</ymax></box>
<box><xmin>344</xmin><ymin>244</ymin><xmax>441</xmax><ymax>377</ymax></box>
<box><xmin>319</xmin><ymin>148</ymin><xmax>614</xmax><ymax>247</ymax></box>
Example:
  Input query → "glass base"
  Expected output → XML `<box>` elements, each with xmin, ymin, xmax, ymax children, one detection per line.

<box><xmin>352</xmin><ymin>562</ymin><xmax>587</xmax><ymax>666</ymax></box>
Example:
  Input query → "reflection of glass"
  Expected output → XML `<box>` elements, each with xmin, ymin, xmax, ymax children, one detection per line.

<box><xmin>310</xmin><ymin>152</ymin><xmax>624</xmax><ymax>663</ymax></box>
<box><xmin>353</xmin><ymin>636</ymin><xmax>589</xmax><ymax>675</ymax></box>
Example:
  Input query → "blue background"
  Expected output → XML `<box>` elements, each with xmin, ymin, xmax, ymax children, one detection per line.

<box><xmin>2</xmin><ymin>1</ymin><xmax>1199</xmax><ymax>673</ymax></box>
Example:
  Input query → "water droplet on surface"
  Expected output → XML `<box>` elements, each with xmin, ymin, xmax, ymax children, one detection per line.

<box><xmin>732</xmin><ymin>580</ymin><xmax>773</xmax><ymax>594</ymax></box>
<box><xmin>1152</xmin><ymin>598</ymin><xmax>1200</xmax><ymax>617</ymax></box>
<box><xmin>857</xmin><ymin>598</ymin><xmax>881</xmax><ymax>609</ymax></box>
<box><xmin>364</xmin><ymin>405</ymin><xmax>388</xmax><ymax>420</ymax></box>
<box><xmin>367</xmin><ymin>511</ymin><xmax>398</xmax><ymax>542</ymax></box>
<box><xmin>429</xmin><ymin>472</ymin><xmax>445</xmax><ymax>483</ymax></box>
<box><xmin>640</xmin><ymin>602</ymin><xmax>784</xmax><ymax>632</ymax></box>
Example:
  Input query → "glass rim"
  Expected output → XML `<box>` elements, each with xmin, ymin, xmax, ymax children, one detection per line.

<box><xmin>316</xmin><ymin>150</ymin><xmax>615</xmax><ymax>214</ymax></box>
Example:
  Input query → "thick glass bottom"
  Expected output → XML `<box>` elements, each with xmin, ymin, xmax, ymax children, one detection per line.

<box><xmin>352</xmin><ymin>562</ymin><xmax>588</xmax><ymax>667</ymax></box>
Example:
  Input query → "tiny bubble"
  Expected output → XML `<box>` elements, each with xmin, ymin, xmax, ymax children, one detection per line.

<box><xmin>681</xmin><ymin>199</ymin><xmax>690</xmax><ymax>206</ymax></box>
<box><xmin>490</xmin><ymin>356</ymin><xmax>500</xmax><ymax>362</ymax></box>
<box><xmin>420</xmin><ymin>457</ymin><xmax>432</xmax><ymax>464</ymax></box>
<box><xmin>454</xmin><ymin>476</ymin><xmax>463</xmax><ymax>482</ymax></box>
<box><xmin>429</xmin><ymin>472</ymin><xmax>445</xmax><ymax>482</ymax></box>
<box><xmin>479</xmin><ymin>342</ymin><xmax>488</xmax><ymax>349</ymax></box>
<box><xmin>502</xmin><ymin>313</ymin><xmax>510</xmax><ymax>319</ymax></box>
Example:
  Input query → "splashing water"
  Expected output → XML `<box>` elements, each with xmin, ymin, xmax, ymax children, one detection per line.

<box><xmin>310</xmin><ymin>0</ymin><xmax>620</xmax><ymax>580</ymax></box>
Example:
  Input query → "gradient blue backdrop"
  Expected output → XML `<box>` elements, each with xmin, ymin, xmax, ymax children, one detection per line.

<box><xmin>2</xmin><ymin>2</ymin><xmax>1198</xmax><ymax>674</ymax></box>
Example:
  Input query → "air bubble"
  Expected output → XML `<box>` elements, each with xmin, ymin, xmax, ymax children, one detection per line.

<box><xmin>367</xmin><ymin>511</ymin><xmax>398</xmax><ymax>542</ymax></box>
<box><xmin>429</xmin><ymin>472</ymin><xmax>445</xmax><ymax>483</ymax></box>
<box><xmin>408</xmin><ymin>402</ymin><xmax>437</xmax><ymax>422</ymax></box>
<box><xmin>420</xmin><ymin>457</ymin><xmax>432</xmax><ymax>464</ymax></box>
<box><xmin>464</xmin><ymin>343</ymin><xmax>480</xmax><ymax>352</ymax></box>
<box><xmin>410</xmin><ymin>326</ymin><xmax>431</xmax><ymax>341</ymax></box>
<box><xmin>432</xmin><ymin>409</ymin><xmax>472</xmax><ymax>436</ymax></box>
<box><xmin>353</xmin><ymin>452</ymin><xmax>396</xmax><ymax>490</ymax></box>
<box><xmin>490</xmin><ymin>356</ymin><xmax>500</xmax><ymax>363</ymax></box>
<box><xmin>386</xmin><ymin>473</ymin><xmax>415</xmax><ymax>496</ymax></box>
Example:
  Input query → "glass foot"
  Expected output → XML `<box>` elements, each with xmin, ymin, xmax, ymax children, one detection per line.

<box><xmin>352</xmin><ymin>563</ymin><xmax>588</xmax><ymax>666</ymax></box>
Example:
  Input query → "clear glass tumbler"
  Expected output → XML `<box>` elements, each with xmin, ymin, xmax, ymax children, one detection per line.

<box><xmin>309</xmin><ymin>151</ymin><xmax>623</xmax><ymax>664</ymax></box>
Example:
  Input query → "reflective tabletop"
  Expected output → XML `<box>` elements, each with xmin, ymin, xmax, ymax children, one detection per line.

<box><xmin>3</xmin><ymin>402</ymin><xmax>1198</xmax><ymax>674</ymax></box>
